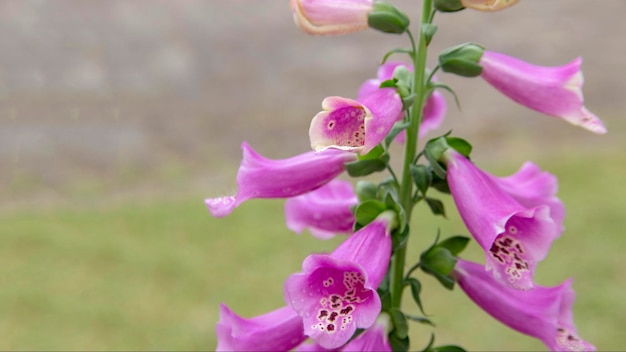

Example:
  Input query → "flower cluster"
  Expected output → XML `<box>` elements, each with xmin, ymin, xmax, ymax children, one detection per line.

<box><xmin>208</xmin><ymin>0</ymin><xmax>602</xmax><ymax>350</ymax></box>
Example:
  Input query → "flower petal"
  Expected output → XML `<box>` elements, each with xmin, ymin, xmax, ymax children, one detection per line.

<box><xmin>216</xmin><ymin>304</ymin><xmax>306</xmax><ymax>351</ymax></box>
<box><xmin>285</xmin><ymin>180</ymin><xmax>358</xmax><ymax>239</ymax></box>
<box><xmin>205</xmin><ymin>142</ymin><xmax>356</xmax><ymax>217</ymax></box>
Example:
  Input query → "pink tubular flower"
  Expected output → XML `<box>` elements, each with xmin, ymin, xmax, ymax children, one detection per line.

<box><xmin>454</xmin><ymin>259</ymin><xmax>595</xmax><ymax>351</ymax></box>
<box><xmin>284</xmin><ymin>212</ymin><xmax>394</xmax><ymax>349</ymax></box>
<box><xmin>443</xmin><ymin>150</ymin><xmax>560</xmax><ymax>289</ymax></box>
<box><xmin>489</xmin><ymin>162</ymin><xmax>565</xmax><ymax>234</ymax></box>
<box><xmin>285</xmin><ymin>180</ymin><xmax>358</xmax><ymax>239</ymax></box>
<box><xmin>357</xmin><ymin>61</ymin><xmax>447</xmax><ymax>140</ymax></box>
<box><xmin>216</xmin><ymin>304</ymin><xmax>307</xmax><ymax>351</ymax></box>
<box><xmin>479</xmin><ymin>51</ymin><xmax>606</xmax><ymax>134</ymax></box>
<box><xmin>205</xmin><ymin>142</ymin><xmax>357</xmax><ymax>218</ymax></box>
<box><xmin>290</xmin><ymin>0</ymin><xmax>373</xmax><ymax>35</ymax></box>
<box><xmin>309</xmin><ymin>88</ymin><xmax>403</xmax><ymax>155</ymax></box>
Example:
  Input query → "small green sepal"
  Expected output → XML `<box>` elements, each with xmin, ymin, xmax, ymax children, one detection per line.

<box><xmin>368</xmin><ymin>1</ymin><xmax>410</xmax><ymax>34</ymax></box>
<box><xmin>431</xmin><ymin>345</ymin><xmax>468</xmax><ymax>352</ymax></box>
<box><xmin>437</xmin><ymin>235</ymin><xmax>471</xmax><ymax>256</ymax></box>
<box><xmin>422</xmin><ymin>23</ymin><xmax>438</xmax><ymax>46</ymax></box>
<box><xmin>410</xmin><ymin>164</ymin><xmax>432</xmax><ymax>196</ymax></box>
<box><xmin>425</xmin><ymin>197</ymin><xmax>446</xmax><ymax>217</ymax></box>
<box><xmin>405</xmin><ymin>277</ymin><xmax>427</xmax><ymax>315</ymax></box>
<box><xmin>389</xmin><ymin>308</ymin><xmax>408</xmax><ymax>339</ymax></box>
<box><xmin>355</xmin><ymin>180</ymin><xmax>378</xmax><ymax>202</ymax></box>
<box><xmin>438</xmin><ymin>42</ymin><xmax>485</xmax><ymax>77</ymax></box>
<box><xmin>385</xmin><ymin>121</ymin><xmax>410</xmax><ymax>147</ymax></box>
<box><xmin>354</xmin><ymin>199</ymin><xmax>388</xmax><ymax>227</ymax></box>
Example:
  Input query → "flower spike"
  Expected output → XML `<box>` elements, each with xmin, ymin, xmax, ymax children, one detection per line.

<box><xmin>454</xmin><ymin>259</ymin><xmax>596</xmax><ymax>351</ymax></box>
<box><xmin>205</xmin><ymin>142</ymin><xmax>356</xmax><ymax>218</ymax></box>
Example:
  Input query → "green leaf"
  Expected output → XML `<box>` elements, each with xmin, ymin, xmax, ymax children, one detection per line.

<box><xmin>431</xmin><ymin>173</ymin><xmax>450</xmax><ymax>194</ymax></box>
<box><xmin>379</xmin><ymin>79</ymin><xmax>397</xmax><ymax>89</ymax></box>
<box><xmin>389</xmin><ymin>308</ymin><xmax>408</xmax><ymax>339</ymax></box>
<box><xmin>355</xmin><ymin>180</ymin><xmax>378</xmax><ymax>202</ymax></box>
<box><xmin>385</xmin><ymin>121</ymin><xmax>410</xmax><ymax>147</ymax></box>
<box><xmin>359</xmin><ymin>144</ymin><xmax>385</xmax><ymax>160</ymax></box>
<box><xmin>430</xmin><ymin>82</ymin><xmax>462</xmax><ymax>111</ymax></box>
<box><xmin>446</xmin><ymin>137</ymin><xmax>472</xmax><ymax>158</ymax></box>
<box><xmin>434</xmin><ymin>0</ymin><xmax>465</xmax><ymax>12</ymax></box>
<box><xmin>437</xmin><ymin>236</ymin><xmax>470</xmax><ymax>256</ymax></box>
<box><xmin>425</xmin><ymin>197</ymin><xmax>446</xmax><ymax>217</ymax></box>
<box><xmin>346</xmin><ymin>158</ymin><xmax>388</xmax><ymax>177</ymax></box>
<box><xmin>420</xmin><ymin>333</ymin><xmax>436</xmax><ymax>352</ymax></box>
<box><xmin>422</xmin><ymin>247</ymin><xmax>456</xmax><ymax>275</ymax></box>
<box><xmin>354</xmin><ymin>200</ymin><xmax>387</xmax><ymax>226</ymax></box>
<box><xmin>410</xmin><ymin>164</ymin><xmax>432</xmax><ymax>196</ymax></box>
<box><xmin>405</xmin><ymin>278</ymin><xmax>427</xmax><ymax>315</ymax></box>
<box><xmin>405</xmin><ymin>314</ymin><xmax>435</xmax><ymax>326</ymax></box>
<box><xmin>381</xmin><ymin>48</ymin><xmax>415</xmax><ymax>64</ymax></box>
<box><xmin>389</xmin><ymin>334</ymin><xmax>410</xmax><ymax>352</ymax></box>
<box><xmin>431</xmin><ymin>345</ymin><xmax>467</xmax><ymax>352</ymax></box>
<box><xmin>422</xmin><ymin>23</ymin><xmax>438</xmax><ymax>46</ymax></box>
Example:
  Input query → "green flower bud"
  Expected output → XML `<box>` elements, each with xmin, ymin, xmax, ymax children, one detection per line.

<box><xmin>438</xmin><ymin>42</ymin><xmax>485</xmax><ymax>77</ymax></box>
<box><xmin>368</xmin><ymin>0</ymin><xmax>410</xmax><ymax>34</ymax></box>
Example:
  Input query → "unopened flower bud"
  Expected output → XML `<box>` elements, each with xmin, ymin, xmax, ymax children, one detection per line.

<box><xmin>461</xmin><ymin>0</ymin><xmax>520</xmax><ymax>12</ymax></box>
<box><xmin>438</xmin><ymin>42</ymin><xmax>485</xmax><ymax>77</ymax></box>
<box><xmin>290</xmin><ymin>0</ymin><xmax>374</xmax><ymax>35</ymax></box>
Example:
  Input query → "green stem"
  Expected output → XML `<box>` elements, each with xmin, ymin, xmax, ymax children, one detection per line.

<box><xmin>389</xmin><ymin>0</ymin><xmax>434</xmax><ymax>309</ymax></box>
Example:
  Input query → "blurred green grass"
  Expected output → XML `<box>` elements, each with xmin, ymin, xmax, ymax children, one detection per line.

<box><xmin>0</xmin><ymin>150</ymin><xmax>624</xmax><ymax>351</ymax></box>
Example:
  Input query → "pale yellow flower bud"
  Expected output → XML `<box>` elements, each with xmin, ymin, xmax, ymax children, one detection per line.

<box><xmin>461</xmin><ymin>0</ymin><xmax>519</xmax><ymax>12</ymax></box>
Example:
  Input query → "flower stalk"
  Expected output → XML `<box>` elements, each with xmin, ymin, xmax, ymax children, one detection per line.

<box><xmin>390</xmin><ymin>0</ymin><xmax>434</xmax><ymax>309</ymax></box>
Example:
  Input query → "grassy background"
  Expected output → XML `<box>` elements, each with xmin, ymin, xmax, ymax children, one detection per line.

<box><xmin>1</xmin><ymin>1</ymin><xmax>625</xmax><ymax>351</ymax></box>
<box><xmin>1</xmin><ymin>150</ymin><xmax>624</xmax><ymax>351</ymax></box>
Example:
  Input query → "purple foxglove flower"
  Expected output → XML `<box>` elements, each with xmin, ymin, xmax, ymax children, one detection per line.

<box><xmin>205</xmin><ymin>142</ymin><xmax>357</xmax><ymax>218</ymax></box>
<box><xmin>284</xmin><ymin>212</ymin><xmax>394</xmax><ymax>349</ymax></box>
<box><xmin>454</xmin><ymin>259</ymin><xmax>595</xmax><ymax>351</ymax></box>
<box><xmin>357</xmin><ymin>61</ymin><xmax>447</xmax><ymax>140</ymax></box>
<box><xmin>290</xmin><ymin>0</ymin><xmax>373</xmax><ymax>35</ymax></box>
<box><xmin>309</xmin><ymin>88</ymin><xmax>403</xmax><ymax>155</ymax></box>
<box><xmin>285</xmin><ymin>180</ymin><xmax>358</xmax><ymax>239</ymax></box>
<box><xmin>479</xmin><ymin>51</ymin><xmax>606</xmax><ymax>134</ymax></box>
<box><xmin>444</xmin><ymin>150</ymin><xmax>560</xmax><ymax>289</ymax></box>
<box><xmin>216</xmin><ymin>304</ymin><xmax>307</xmax><ymax>351</ymax></box>
<box><xmin>490</xmin><ymin>162</ymin><xmax>565</xmax><ymax>233</ymax></box>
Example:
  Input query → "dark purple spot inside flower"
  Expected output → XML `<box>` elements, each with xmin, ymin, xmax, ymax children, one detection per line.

<box><xmin>340</xmin><ymin>306</ymin><xmax>353</xmax><ymax>315</ymax></box>
<box><xmin>318</xmin><ymin>310</ymin><xmax>328</xmax><ymax>319</ymax></box>
<box><xmin>327</xmin><ymin>324</ymin><xmax>335</xmax><ymax>332</ymax></box>
<box><xmin>328</xmin><ymin>312</ymin><xmax>338</xmax><ymax>322</ymax></box>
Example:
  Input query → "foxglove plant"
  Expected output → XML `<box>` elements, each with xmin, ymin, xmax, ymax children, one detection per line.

<box><xmin>208</xmin><ymin>0</ymin><xmax>603</xmax><ymax>350</ymax></box>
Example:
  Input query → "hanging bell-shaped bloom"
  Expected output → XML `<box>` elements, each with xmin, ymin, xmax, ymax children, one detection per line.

<box><xmin>454</xmin><ymin>259</ymin><xmax>596</xmax><ymax>351</ymax></box>
<box><xmin>443</xmin><ymin>149</ymin><xmax>560</xmax><ymax>289</ymax></box>
<box><xmin>285</xmin><ymin>180</ymin><xmax>358</xmax><ymax>239</ymax></box>
<box><xmin>357</xmin><ymin>61</ymin><xmax>447</xmax><ymax>140</ymax></box>
<box><xmin>309</xmin><ymin>88</ymin><xmax>403</xmax><ymax>155</ymax></box>
<box><xmin>461</xmin><ymin>0</ymin><xmax>519</xmax><ymax>11</ymax></box>
<box><xmin>216</xmin><ymin>304</ymin><xmax>307</xmax><ymax>351</ymax></box>
<box><xmin>290</xmin><ymin>0</ymin><xmax>374</xmax><ymax>35</ymax></box>
<box><xmin>205</xmin><ymin>142</ymin><xmax>357</xmax><ymax>218</ymax></box>
<box><xmin>284</xmin><ymin>212</ymin><xmax>395</xmax><ymax>349</ymax></box>
<box><xmin>479</xmin><ymin>51</ymin><xmax>606</xmax><ymax>134</ymax></box>
<box><xmin>489</xmin><ymin>162</ymin><xmax>565</xmax><ymax>234</ymax></box>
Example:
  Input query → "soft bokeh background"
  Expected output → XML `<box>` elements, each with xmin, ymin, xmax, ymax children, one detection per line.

<box><xmin>0</xmin><ymin>0</ymin><xmax>624</xmax><ymax>350</ymax></box>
